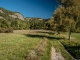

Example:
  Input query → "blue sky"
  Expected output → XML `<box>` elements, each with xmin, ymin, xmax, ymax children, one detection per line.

<box><xmin>0</xmin><ymin>0</ymin><xmax>57</xmax><ymax>19</ymax></box>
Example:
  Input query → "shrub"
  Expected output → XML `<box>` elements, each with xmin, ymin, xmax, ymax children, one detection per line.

<box><xmin>0</xmin><ymin>28</ymin><xmax>13</xmax><ymax>33</ymax></box>
<box><xmin>6</xmin><ymin>28</ymin><xmax>13</xmax><ymax>33</ymax></box>
<box><xmin>76</xmin><ymin>29</ymin><xmax>80</xmax><ymax>33</ymax></box>
<box><xmin>0</xmin><ymin>28</ymin><xmax>6</xmax><ymax>33</ymax></box>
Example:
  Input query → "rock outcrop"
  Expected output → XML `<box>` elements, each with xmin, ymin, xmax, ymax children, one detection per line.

<box><xmin>0</xmin><ymin>7</ymin><xmax>24</xmax><ymax>20</ymax></box>
<box><xmin>9</xmin><ymin>13</ymin><xmax>24</xmax><ymax>20</ymax></box>
<box><xmin>0</xmin><ymin>10</ymin><xmax>4</xmax><ymax>14</ymax></box>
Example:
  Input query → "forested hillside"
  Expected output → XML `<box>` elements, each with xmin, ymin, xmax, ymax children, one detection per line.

<box><xmin>0</xmin><ymin>7</ymin><xmax>48</xmax><ymax>32</ymax></box>
<box><xmin>0</xmin><ymin>0</ymin><xmax>80</xmax><ymax>33</ymax></box>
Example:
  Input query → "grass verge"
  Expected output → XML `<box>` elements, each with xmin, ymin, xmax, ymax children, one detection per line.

<box><xmin>41</xmin><ymin>40</ymin><xmax>52</xmax><ymax>60</ymax></box>
<box><xmin>60</xmin><ymin>40</ymin><xmax>80</xmax><ymax>59</ymax></box>
<box><xmin>50</xmin><ymin>40</ymin><xmax>74</xmax><ymax>60</ymax></box>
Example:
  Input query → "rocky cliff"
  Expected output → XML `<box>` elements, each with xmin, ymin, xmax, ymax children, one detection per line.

<box><xmin>0</xmin><ymin>7</ymin><xmax>24</xmax><ymax>20</ymax></box>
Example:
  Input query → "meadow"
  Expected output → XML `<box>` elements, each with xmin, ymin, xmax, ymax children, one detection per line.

<box><xmin>0</xmin><ymin>30</ymin><xmax>80</xmax><ymax>60</ymax></box>
<box><xmin>0</xmin><ymin>32</ymin><xmax>42</xmax><ymax>60</ymax></box>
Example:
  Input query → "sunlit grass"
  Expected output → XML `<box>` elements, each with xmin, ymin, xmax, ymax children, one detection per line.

<box><xmin>71</xmin><ymin>33</ymin><xmax>80</xmax><ymax>40</ymax></box>
<box><xmin>0</xmin><ymin>33</ymin><xmax>41</xmax><ymax>60</ymax></box>
<box><xmin>0</xmin><ymin>30</ymin><xmax>78</xmax><ymax>60</ymax></box>
<box><xmin>41</xmin><ymin>40</ymin><xmax>52</xmax><ymax>60</ymax></box>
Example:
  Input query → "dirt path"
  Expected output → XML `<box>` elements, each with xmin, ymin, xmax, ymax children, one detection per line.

<box><xmin>51</xmin><ymin>47</ymin><xmax>64</xmax><ymax>60</ymax></box>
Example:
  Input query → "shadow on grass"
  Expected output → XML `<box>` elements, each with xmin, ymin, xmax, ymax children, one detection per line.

<box><xmin>64</xmin><ymin>45</ymin><xmax>80</xmax><ymax>59</ymax></box>
<box><xmin>36</xmin><ymin>31</ymin><xmax>55</xmax><ymax>35</ymax></box>
<box><xmin>24</xmin><ymin>34</ymin><xmax>65</xmax><ymax>40</ymax></box>
<box><xmin>61</xmin><ymin>41</ymin><xmax>80</xmax><ymax>59</ymax></box>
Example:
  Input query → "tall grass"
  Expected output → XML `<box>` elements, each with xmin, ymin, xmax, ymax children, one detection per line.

<box><xmin>0</xmin><ymin>33</ymin><xmax>41</xmax><ymax>60</ymax></box>
<box><xmin>41</xmin><ymin>41</ymin><xmax>52</xmax><ymax>60</ymax></box>
<box><xmin>0</xmin><ymin>30</ymin><xmax>78</xmax><ymax>60</ymax></box>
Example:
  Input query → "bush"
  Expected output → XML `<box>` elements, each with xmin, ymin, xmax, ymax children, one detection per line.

<box><xmin>0</xmin><ymin>28</ymin><xmax>6</xmax><ymax>33</ymax></box>
<box><xmin>0</xmin><ymin>28</ymin><xmax>13</xmax><ymax>33</ymax></box>
<box><xmin>76</xmin><ymin>29</ymin><xmax>80</xmax><ymax>33</ymax></box>
<box><xmin>6</xmin><ymin>28</ymin><xmax>13</xmax><ymax>33</ymax></box>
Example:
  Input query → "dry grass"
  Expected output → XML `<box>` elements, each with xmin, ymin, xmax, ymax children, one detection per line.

<box><xmin>14</xmin><ymin>30</ymin><xmax>51</xmax><ymax>34</ymax></box>
<box><xmin>0</xmin><ymin>33</ymin><xmax>42</xmax><ymax>60</ymax></box>
<box><xmin>27</xmin><ymin>37</ymin><xmax>48</xmax><ymax>60</ymax></box>
<box><xmin>0</xmin><ymin>30</ymin><xmax>76</xmax><ymax>60</ymax></box>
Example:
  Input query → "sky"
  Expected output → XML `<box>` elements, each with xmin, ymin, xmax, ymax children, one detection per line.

<box><xmin>0</xmin><ymin>0</ymin><xmax>58</xmax><ymax>19</ymax></box>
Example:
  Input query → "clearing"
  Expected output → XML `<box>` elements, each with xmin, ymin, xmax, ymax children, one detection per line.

<box><xmin>0</xmin><ymin>30</ymin><xmax>79</xmax><ymax>60</ymax></box>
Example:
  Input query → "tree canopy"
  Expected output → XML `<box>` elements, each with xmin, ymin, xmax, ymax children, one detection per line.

<box><xmin>48</xmin><ymin>0</ymin><xmax>80</xmax><ymax>33</ymax></box>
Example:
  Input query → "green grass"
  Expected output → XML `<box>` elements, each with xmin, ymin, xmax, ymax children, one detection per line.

<box><xmin>50</xmin><ymin>40</ymin><xmax>74</xmax><ymax>60</ymax></box>
<box><xmin>71</xmin><ymin>33</ymin><xmax>80</xmax><ymax>40</ymax></box>
<box><xmin>60</xmin><ymin>40</ymin><xmax>80</xmax><ymax>59</ymax></box>
<box><xmin>0</xmin><ymin>30</ymin><xmax>78</xmax><ymax>60</ymax></box>
<box><xmin>0</xmin><ymin>33</ymin><xmax>41</xmax><ymax>60</ymax></box>
<box><xmin>41</xmin><ymin>40</ymin><xmax>52</xmax><ymax>60</ymax></box>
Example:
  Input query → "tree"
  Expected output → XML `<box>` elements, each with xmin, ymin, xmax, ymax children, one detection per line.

<box><xmin>53</xmin><ymin>0</ymin><xmax>80</xmax><ymax>40</ymax></box>
<box><xmin>25</xmin><ymin>21</ymin><xmax>30</xmax><ymax>29</ymax></box>
<box><xmin>0</xmin><ymin>19</ymin><xmax>10</xmax><ymax>28</ymax></box>
<box><xmin>29</xmin><ymin>18</ymin><xmax>45</xmax><ymax>29</ymax></box>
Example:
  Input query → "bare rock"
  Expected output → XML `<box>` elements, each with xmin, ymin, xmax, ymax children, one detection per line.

<box><xmin>0</xmin><ymin>10</ymin><xmax>4</xmax><ymax>14</ymax></box>
<box><xmin>9</xmin><ymin>15</ymin><xmax>17</xmax><ymax>18</ymax></box>
<box><xmin>0</xmin><ymin>16</ymin><xmax>3</xmax><ymax>19</ymax></box>
<box><xmin>9</xmin><ymin>13</ymin><xmax>24</xmax><ymax>20</ymax></box>
<box><xmin>14</xmin><ymin>13</ymin><xmax>24</xmax><ymax>20</ymax></box>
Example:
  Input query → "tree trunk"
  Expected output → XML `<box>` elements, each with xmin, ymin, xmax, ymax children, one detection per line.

<box><xmin>69</xmin><ymin>24</ymin><xmax>72</xmax><ymax>40</ymax></box>
<box><xmin>69</xmin><ymin>29</ymin><xmax>71</xmax><ymax>40</ymax></box>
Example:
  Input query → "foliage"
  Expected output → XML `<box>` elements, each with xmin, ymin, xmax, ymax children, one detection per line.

<box><xmin>0</xmin><ymin>28</ymin><xmax>13</xmax><ymax>33</ymax></box>
<box><xmin>0</xmin><ymin>19</ymin><xmax>10</xmax><ymax>28</ymax></box>
<box><xmin>48</xmin><ymin>0</ymin><xmax>80</xmax><ymax>33</ymax></box>
<box><xmin>0</xmin><ymin>7</ymin><xmax>47</xmax><ymax>30</ymax></box>
<box><xmin>29</xmin><ymin>18</ymin><xmax>45</xmax><ymax>29</ymax></box>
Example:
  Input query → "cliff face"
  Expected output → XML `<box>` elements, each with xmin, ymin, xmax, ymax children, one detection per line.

<box><xmin>0</xmin><ymin>7</ymin><xmax>24</xmax><ymax>20</ymax></box>
<box><xmin>0</xmin><ymin>7</ymin><xmax>45</xmax><ymax>21</ymax></box>
<box><xmin>0</xmin><ymin>10</ymin><xmax>5</xmax><ymax>14</ymax></box>
<box><xmin>9</xmin><ymin>13</ymin><xmax>24</xmax><ymax>20</ymax></box>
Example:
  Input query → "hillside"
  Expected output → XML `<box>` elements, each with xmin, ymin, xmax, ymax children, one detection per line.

<box><xmin>0</xmin><ymin>7</ymin><xmax>48</xmax><ymax>31</ymax></box>
<box><xmin>0</xmin><ymin>7</ymin><xmax>24</xmax><ymax>20</ymax></box>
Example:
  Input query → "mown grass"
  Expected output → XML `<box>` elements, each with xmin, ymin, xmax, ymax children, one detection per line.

<box><xmin>71</xmin><ymin>33</ymin><xmax>80</xmax><ymax>40</ymax></box>
<box><xmin>0</xmin><ymin>33</ymin><xmax>42</xmax><ymax>60</ymax></box>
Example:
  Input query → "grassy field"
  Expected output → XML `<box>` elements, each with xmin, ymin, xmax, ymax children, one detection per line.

<box><xmin>60</xmin><ymin>33</ymin><xmax>80</xmax><ymax>59</ymax></box>
<box><xmin>0</xmin><ymin>30</ymin><xmax>79</xmax><ymax>60</ymax></box>
<box><xmin>72</xmin><ymin>33</ymin><xmax>80</xmax><ymax>41</ymax></box>
<box><xmin>49</xmin><ymin>40</ymin><xmax>74</xmax><ymax>60</ymax></box>
<box><xmin>0</xmin><ymin>33</ymin><xmax>42</xmax><ymax>60</ymax></box>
